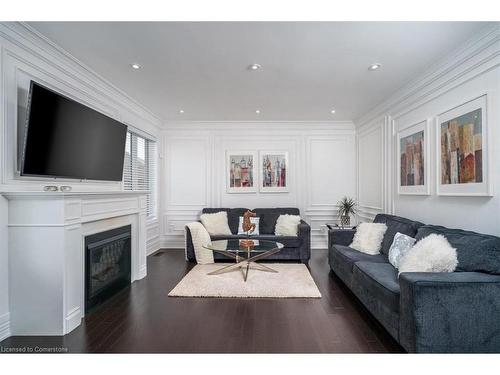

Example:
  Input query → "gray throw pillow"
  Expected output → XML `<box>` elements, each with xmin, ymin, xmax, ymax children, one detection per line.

<box><xmin>388</xmin><ymin>232</ymin><xmax>416</xmax><ymax>269</ymax></box>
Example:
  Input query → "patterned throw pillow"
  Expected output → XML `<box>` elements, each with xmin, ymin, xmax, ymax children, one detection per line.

<box><xmin>388</xmin><ymin>232</ymin><xmax>416</xmax><ymax>269</ymax></box>
<box><xmin>237</xmin><ymin>216</ymin><xmax>260</xmax><ymax>235</ymax></box>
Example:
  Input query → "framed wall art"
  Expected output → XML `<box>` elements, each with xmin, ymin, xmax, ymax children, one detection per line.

<box><xmin>259</xmin><ymin>151</ymin><xmax>288</xmax><ymax>193</ymax></box>
<box><xmin>226</xmin><ymin>151</ymin><xmax>257</xmax><ymax>193</ymax></box>
<box><xmin>397</xmin><ymin>119</ymin><xmax>430</xmax><ymax>195</ymax></box>
<box><xmin>436</xmin><ymin>94</ymin><xmax>491</xmax><ymax>196</ymax></box>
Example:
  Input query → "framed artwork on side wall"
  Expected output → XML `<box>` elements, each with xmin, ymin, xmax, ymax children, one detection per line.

<box><xmin>226</xmin><ymin>151</ymin><xmax>257</xmax><ymax>193</ymax></box>
<box><xmin>436</xmin><ymin>94</ymin><xmax>492</xmax><ymax>196</ymax></box>
<box><xmin>397</xmin><ymin>119</ymin><xmax>431</xmax><ymax>195</ymax></box>
<box><xmin>259</xmin><ymin>151</ymin><xmax>289</xmax><ymax>193</ymax></box>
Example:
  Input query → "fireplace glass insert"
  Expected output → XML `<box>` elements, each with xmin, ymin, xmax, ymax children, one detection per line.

<box><xmin>85</xmin><ymin>225</ymin><xmax>131</xmax><ymax>313</ymax></box>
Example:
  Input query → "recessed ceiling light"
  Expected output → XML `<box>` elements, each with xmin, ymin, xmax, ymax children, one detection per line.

<box><xmin>131</xmin><ymin>63</ymin><xmax>142</xmax><ymax>70</ymax></box>
<box><xmin>330</xmin><ymin>109</ymin><xmax>336</xmax><ymax>114</ymax></box>
<box><xmin>248</xmin><ymin>63</ymin><xmax>262</xmax><ymax>71</ymax></box>
<box><xmin>368</xmin><ymin>63</ymin><xmax>381</xmax><ymax>71</ymax></box>
<box><xmin>179</xmin><ymin>109</ymin><xmax>185</xmax><ymax>114</ymax></box>
<box><xmin>255</xmin><ymin>109</ymin><xmax>261</xmax><ymax>114</ymax></box>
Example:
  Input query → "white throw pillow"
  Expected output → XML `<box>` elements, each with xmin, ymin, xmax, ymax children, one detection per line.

<box><xmin>398</xmin><ymin>234</ymin><xmax>458</xmax><ymax>275</ymax></box>
<box><xmin>388</xmin><ymin>232</ymin><xmax>416</xmax><ymax>269</ymax></box>
<box><xmin>275</xmin><ymin>214</ymin><xmax>301</xmax><ymax>236</ymax></box>
<box><xmin>200</xmin><ymin>211</ymin><xmax>232</xmax><ymax>236</ymax></box>
<box><xmin>237</xmin><ymin>216</ymin><xmax>260</xmax><ymax>235</ymax></box>
<box><xmin>350</xmin><ymin>222</ymin><xmax>388</xmax><ymax>255</ymax></box>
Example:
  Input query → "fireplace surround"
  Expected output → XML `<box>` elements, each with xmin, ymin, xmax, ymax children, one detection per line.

<box><xmin>3</xmin><ymin>191</ymin><xmax>148</xmax><ymax>336</ymax></box>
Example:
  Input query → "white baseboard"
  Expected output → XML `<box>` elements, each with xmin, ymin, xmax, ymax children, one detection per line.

<box><xmin>0</xmin><ymin>312</ymin><xmax>11</xmax><ymax>342</ymax></box>
<box><xmin>138</xmin><ymin>264</ymin><xmax>147</xmax><ymax>279</ymax></box>
<box><xmin>65</xmin><ymin>307</ymin><xmax>82</xmax><ymax>335</ymax></box>
<box><xmin>160</xmin><ymin>237</ymin><xmax>184</xmax><ymax>249</ymax></box>
<box><xmin>147</xmin><ymin>235</ymin><xmax>161</xmax><ymax>256</ymax></box>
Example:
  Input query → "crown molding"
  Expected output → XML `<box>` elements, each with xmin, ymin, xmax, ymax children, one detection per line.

<box><xmin>355</xmin><ymin>24</ymin><xmax>500</xmax><ymax>128</ymax></box>
<box><xmin>162</xmin><ymin>120</ymin><xmax>355</xmax><ymax>132</ymax></box>
<box><xmin>0</xmin><ymin>22</ymin><xmax>163</xmax><ymax>129</ymax></box>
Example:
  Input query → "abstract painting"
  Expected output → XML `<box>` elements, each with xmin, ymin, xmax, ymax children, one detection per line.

<box><xmin>397</xmin><ymin>120</ymin><xmax>430</xmax><ymax>195</ymax></box>
<box><xmin>400</xmin><ymin>131</ymin><xmax>424</xmax><ymax>186</ymax></box>
<box><xmin>440</xmin><ymin>108</ymin><xmax>482</xmax><ymax>184</ymax></box>
<box><xmin>260</xmin><ymin>152</ymin><xmax>288</xmax><ymax>192</ymax></box>
<box><xmin>226</xmin><ymin>151</ymin><xmax>257</xmax><ymax>193</ymax></box>
<box><xmin>437</xmin><ymin>95</ymin><xmax>491</xmax><ymax>196</ymax></box>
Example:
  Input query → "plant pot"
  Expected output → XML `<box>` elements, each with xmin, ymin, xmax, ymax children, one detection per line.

<box><xmin>340</xmin><ymin>215</ymin><xmax>350</xmax><ymax>228</ymax></box>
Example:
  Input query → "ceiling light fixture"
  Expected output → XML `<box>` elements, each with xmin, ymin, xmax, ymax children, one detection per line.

<box><xmin>368</xmin><ymin>63</ymin><xmax>381</xmax><ymax>71</ymax></box>
<box><xmin>255</xmin><ymin>109</ymin><xmax>261</xmax><ymax>114</ymax></box>
<box><xmin>179</xmin><ymin>109</ymin><xmax>185</xmax><ymax>114</ymax></box>
<box><xmin>248</xmin><ymin>63</ymin><xmax>262</xmax><ymax>71</ymax></box>
<box><xmin>131</xmin><ymin>63</ymin><xmax>142</xmax><ymax>70</ymax></box>
<box><xmin>330</xmin><ymin>109</ymin><xmax>336</xmax><ymax>114</ymax></box>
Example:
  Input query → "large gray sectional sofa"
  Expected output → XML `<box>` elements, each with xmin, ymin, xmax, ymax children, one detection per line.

<box><xmin>328</xmin><ymin>213</ymin><xmax>500</xmax><ymax>353</ymax></box>
<box><xmin>186</xmin><ymin>207</ymin><xmax>311</xmax><ymax>263</ymax></box>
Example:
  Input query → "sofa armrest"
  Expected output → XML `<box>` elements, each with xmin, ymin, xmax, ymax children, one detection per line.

<box><xmin>298</xmin><ymin>220</ymin><xmax>311</xmax><ymax>262</ymax></box>
<box><xmin>328</xmin><ymin>228</ymin><xmax>356</xmax><ymax>248</ymax></box>
<box><xmin>399</xmin><ymin>272</ymin><xmax>500</xmax><ymax>353</ymax></box>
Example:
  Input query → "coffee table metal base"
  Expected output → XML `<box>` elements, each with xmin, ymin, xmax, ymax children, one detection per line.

<box><xmin>208</xmin><ymin>247</ymin><xmax>281</xmax><ymax>282</ymax></box>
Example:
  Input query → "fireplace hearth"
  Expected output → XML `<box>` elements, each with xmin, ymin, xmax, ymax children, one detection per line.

<box><xmin>85</xmin><ymin>225</ymin><xmax>132</xmax><ymax>313</ymax></box>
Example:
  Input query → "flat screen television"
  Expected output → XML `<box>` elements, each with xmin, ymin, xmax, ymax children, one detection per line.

<box><xmin>21</xmin><ymin>81</ymin><xmax>128</xmax><ymax>181</ymax></box>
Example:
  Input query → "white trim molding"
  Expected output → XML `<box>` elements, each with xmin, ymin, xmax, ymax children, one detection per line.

<box><xmin>356</xmin><ymin>24</ymin><xmax>500</xmax><ymax>128</ymax></box>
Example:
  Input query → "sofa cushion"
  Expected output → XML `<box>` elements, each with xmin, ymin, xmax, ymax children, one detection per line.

<box><xmin>374</xmin><ymin>214</ymin><xmax>424</xmax><ymax>256</ymax></box>
<box><xmin>416</xmin><ymin>225</ymin><xmax>500</xmax><ymax>275</ymax></box>
<box><xmin>331</xmin><ymin>245</ymin><xmax>388</xmax><ymax>272</ymax></box>
<box><xmin>351</xmin><ymin>261</ymin><xmax>401</xmax><ymax>340</ymax></box>
<box><xmin>209</xmin><ymin>234</ymin><xmax>302</xmax><ymax>248</ymax></box>
<box><xmin>254</xmin><ymin>208</ymin><xmax>300</xmax><ymax>234</ymax></box>
<box><xmin>352</xmin><ymin>261</ymin><xmax>400</xmax><ymax>313</ymax></box>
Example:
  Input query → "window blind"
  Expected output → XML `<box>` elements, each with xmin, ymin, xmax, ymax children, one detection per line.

<box><xmin>123</xmin><ymin>130</ymin><xmax>157</xmax><ymax>219</ymax></box>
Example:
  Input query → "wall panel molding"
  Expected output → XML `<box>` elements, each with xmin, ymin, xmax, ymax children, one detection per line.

<box><xmin>161</xmin><ymin>123</ymin><xmax>356</xmax><ymax>249</ymax></box>
<box><xmin>355</xmin><ymin>26</ymin><xmax>500</xmax><ymax>235</ymax></box>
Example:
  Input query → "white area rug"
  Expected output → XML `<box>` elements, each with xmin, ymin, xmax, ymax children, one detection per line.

<box><xmin>168</xmin><ymin>263</ymin><xmax>322</xmax><ymax>298</ymax></box>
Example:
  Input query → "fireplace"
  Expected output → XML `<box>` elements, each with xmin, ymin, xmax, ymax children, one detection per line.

<box><xmin>85</xmin><ymin>225</ymin><xmax>132</xmax><ymax>313</ymax></box>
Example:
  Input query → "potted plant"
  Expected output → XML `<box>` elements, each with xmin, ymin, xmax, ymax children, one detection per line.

<box><xmin>336</xmin><ymin>196</ymin><xmax>356</xmax><ymax>228</ymax></box>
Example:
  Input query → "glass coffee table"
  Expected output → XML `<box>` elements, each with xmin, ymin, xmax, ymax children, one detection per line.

<box><xmin>203</xmin><ymin>239</ymin><xmax>284</xmax><ymax>282</ymax></box>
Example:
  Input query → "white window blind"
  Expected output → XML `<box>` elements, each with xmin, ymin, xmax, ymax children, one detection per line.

<box><xmin>123</xmin><ymin>131</ymin><xmax>157</xmax><ymax>219</ymax></box>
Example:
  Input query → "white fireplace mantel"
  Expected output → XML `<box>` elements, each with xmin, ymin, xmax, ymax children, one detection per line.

<box><xmin>2</xmin><ymin>191</ymin><xmax>148</xmax><ymax>336</ymax></box>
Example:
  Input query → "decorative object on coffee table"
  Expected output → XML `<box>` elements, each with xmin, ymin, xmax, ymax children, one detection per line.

<box><xmin>336</xmin><ymin>196</ymin><xmax>356</xmax><ymax>228</ymax></box>
<box><xmin>240</xmin><ymin>210</ymin><xmax>257</xmax><ymax>247</ymax></box>
<box><xmin>203</xmin><ymin>239</ymin><xmax>284</xmax><ymax>282</ymax></box>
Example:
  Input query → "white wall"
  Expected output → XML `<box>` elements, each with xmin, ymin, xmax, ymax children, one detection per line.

<box><xmin>160</xmin><ymin>122</ymin><xmax>356</xmax><ymax>249</ymax></box>
<box><xmin>355</xmin><ymin>25</ymin><xmax>500</xmax><ymax>234</ymax></box>
<box><xmin>0</xmin><ymin>22</ymin><xmax>163</xmax><ymax>340</ymax></box>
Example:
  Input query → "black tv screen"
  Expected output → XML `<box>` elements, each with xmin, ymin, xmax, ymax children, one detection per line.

<box><xmin>21</xmin><ymin>81</ymin><xmax>128</xmax><ymax>181</ymax></box>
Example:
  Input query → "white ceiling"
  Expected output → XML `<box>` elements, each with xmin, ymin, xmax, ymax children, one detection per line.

<box><xmin>28</xmin><ymin>22</ymin><xmax>492</xmax><ymax>123</ymax></box>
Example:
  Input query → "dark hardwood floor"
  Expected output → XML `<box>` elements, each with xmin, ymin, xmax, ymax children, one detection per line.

<box><xmin>0</xmin><ymin>249</ymin><xmax>404</xmax><ymax>353</ymax></box>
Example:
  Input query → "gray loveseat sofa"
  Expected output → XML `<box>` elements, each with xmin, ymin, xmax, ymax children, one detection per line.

<box><xmin>186</xmin><ymin>207</ymin><xmax>311</xmax><ymax>263</ymax></box>
<box><xmin>328</xmin><ymin>213</ymin><xmax>500</xmax><ymax>353</ymax></box>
